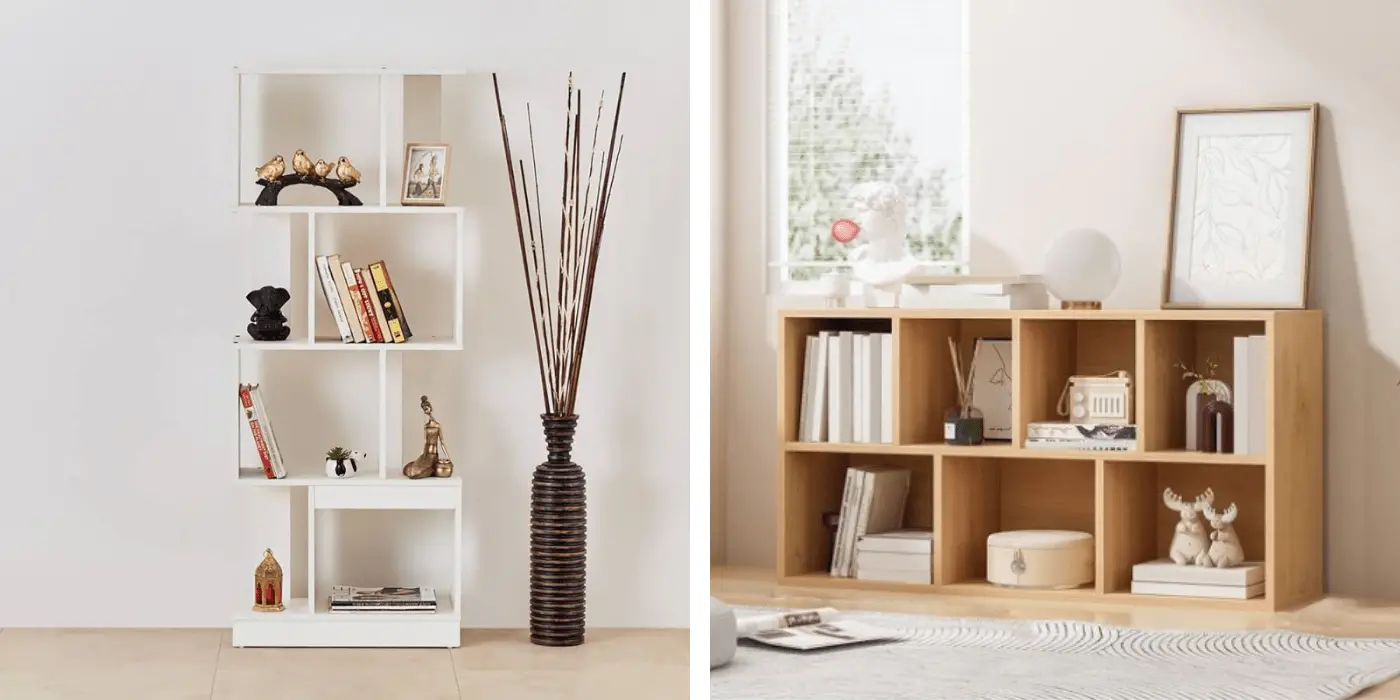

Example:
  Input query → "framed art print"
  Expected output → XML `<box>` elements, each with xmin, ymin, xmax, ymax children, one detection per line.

<box><xmin>401</xmin><ymin>142</ymin><xmax>451</xmax><ymax>206</ymax></box>
<box><xmin>1162</xmin><ymin>104</ymin><xmax>1319</xmax><ymax>309</ymax></box>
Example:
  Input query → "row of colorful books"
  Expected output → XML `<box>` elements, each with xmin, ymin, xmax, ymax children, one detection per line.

<box><xmin>238</xmin><ymin>383</ymin><xmax>285</xmax><ymax>479</ymax></box>
<box><xmin>315</xmin><ymin>255</ymin><xmax>414</xmax><ymax>344</ymax></box>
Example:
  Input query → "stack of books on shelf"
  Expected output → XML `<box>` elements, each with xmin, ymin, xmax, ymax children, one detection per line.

<box><xmin>798</xmin><ymin>330</ymin><xmax>893</xmax><ymax>443</ymax></box>
<box><xmin>1026</xmin><ymin>422</ymin><xmax>1138</xmax><ymax>451</ymax></box>
<box><xmin>1130</xmin><ymin>560</ymin><xmax>1264</xmax><ymax>600</ymax></box>
<box><xmin>315</xmin><ymin>254</ymin><xmax>414</xmax><ymax>344</ymax></box>
<box><xmin>1232</xmin><ymin>334</ymin><xmax>1267</xmax><ymax>455</ymax></box>
<box><xmin>855</xmin><ymin>529</ymin><xmax>933</xmax><ymax>584</ymax></box>
<box><xmin>829</xmin><ymin>466</ymin><xmax>911</xmax><ymax>578</ymax></box>
<box><xmin>238</xmin><ymin>383</ymin><xmax>286</xmax><ymax>479</ymax></box>
<box><xmin>899</xmin><ymin>275</ymin><xmax>1048</xmax><ymax>310</ymax></box>
<box><xmin>328</xmin><ymin>585</ymin><xmax>438</xmax><ymax>613</ymax></box>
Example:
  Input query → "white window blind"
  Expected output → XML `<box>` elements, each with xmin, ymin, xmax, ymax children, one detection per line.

<box><xmin>768</xmin><ymin>0</ymin><xmax>967</xmax><ymax>283</ymax></box>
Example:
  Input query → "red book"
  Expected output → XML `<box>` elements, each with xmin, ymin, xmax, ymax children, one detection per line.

<box><xmin>353</xmin><ymin>269</ymin><xmax>384</xmax><ymax>343</ymax></box>
<box><xmin>239</xmin><ymin>383</ymin><xmax>277</xmax><ymax>479</ymax></box>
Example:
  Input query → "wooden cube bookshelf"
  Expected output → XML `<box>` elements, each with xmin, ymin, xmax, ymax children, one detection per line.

<box><xmin>777</xmin><ymin>308</ymin><xmax>1323</xmax><ymax>611</ymax></box>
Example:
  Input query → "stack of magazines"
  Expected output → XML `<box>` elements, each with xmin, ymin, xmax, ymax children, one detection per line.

<box><xmin>328</xmin><ymin>585</ymin><xmax>437</xmax><ymax>613</ymax></box>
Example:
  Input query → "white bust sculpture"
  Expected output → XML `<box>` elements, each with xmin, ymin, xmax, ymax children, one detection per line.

<box><xmin>847</xmin><ymin>182</ymin><xmax>920</xmax><ymax>306</ymax></box>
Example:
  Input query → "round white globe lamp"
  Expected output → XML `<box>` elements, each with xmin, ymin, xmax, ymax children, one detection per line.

<box><xmin>1042</xmin><ymin>228</ymin><xmax>1121</xmax><ymax>310</ymax></box>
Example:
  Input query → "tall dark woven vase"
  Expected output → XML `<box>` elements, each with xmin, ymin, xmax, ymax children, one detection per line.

<box><xmin>530</xmin><ymin>414</ymin><xmax>587</xmax><ymax>646</ymax></box>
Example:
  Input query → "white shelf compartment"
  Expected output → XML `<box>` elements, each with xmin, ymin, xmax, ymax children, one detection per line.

<box><xmin>231</xmin><ymin>594</ymin><xmax>460</xmax><ymax>648</ymax></box>
<box><xmin>236</xmin><ymin>205</ymin><xmax>465</xmax><ymax>216</ymax></box>
<box><xmin>233</xmin><ymin>335</ymin><xmax>462</xmax><ymax>351</ymax></box>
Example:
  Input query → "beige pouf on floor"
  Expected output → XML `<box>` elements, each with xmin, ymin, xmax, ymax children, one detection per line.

<box><xmin>710</xmin><ymin>597</ymin><xmax>737</xmax><ymax>668</ymax></box>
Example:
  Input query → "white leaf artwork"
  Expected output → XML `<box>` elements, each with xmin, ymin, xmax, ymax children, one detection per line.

<box><xmin>1187</xmin><ymin>134</ymin><xmax>1292</xmax><ymax>284</ymax></box>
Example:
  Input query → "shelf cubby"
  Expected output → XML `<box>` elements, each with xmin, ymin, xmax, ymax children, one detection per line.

<box><xmin>897</xmin><ymin>317</ymin><xmax>1012</xmax><ymax>444</ymax></box>
<box><xmin>935</xmin><ymin>456</ymin><xmax>1095</xmax><ymax>586</ymax></box>
<box><xmin>1140</xmin><ymin>318</ymin><xmax>1267</xmax><ymax>451</ymax></box>
<box><xmin>1016</xmin><ymin>318</ymin><xmax>1136</xmax><ymax>435</ymax></box>
<box><xmin>778</xmin><ymin>452</ymin><xmax>933</xmax><ymax>582</ymax></box>
<box><xmin>776</xmin><ymin>308</ymin><xmax>1322</xmax><ymax>611</ymax></box>
<box><xmin>1100</xmin><ymin>460</ymin><xmax>1264</xmax><ymax>595</ymax></box>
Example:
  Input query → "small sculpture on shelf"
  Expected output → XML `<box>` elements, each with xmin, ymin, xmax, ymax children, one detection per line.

<box><xmin>245</xmin><ymin>285</ymin><xmax>291</xmax><ymax>341</ymax></box>
<box><xmin>1163</xmin><ymin>487</ymin><xmax>1214</xmax><ymax>566</ymax></box>
<box><xmin>403</xmin><ymin>395</ymin><xmax>453</xmax><ymax>479</ymax></box>
<box><xmin>253</xmin><ymin>548</ymin><xmax>284</xmax><ymax>612</ymax></box>
<box><xmin>842</xmin><ymin>182</ymin><xmax>921</xmax><ymax>307</ymax></box>
<box><xmin>1202</xmin><ymin>502</ymin><xmax>1245</xmax><ymax>568</ymax></box>
<box><xmin>1175</xmin><ymin>358</ymin><xmax>1231</xmax><ymax>451</ymax></box>
<box><xmin>324</xmin><ymin>446</ymin><xmax>365</xmax><ymax>479</ymax></box>
<box><xmin>1197</xmin><ymin>399</ymin><xmax>1234</xmax><ymax>453</ymax></box>
<box><xmin>253</xmin><ymin>151</ymin><xmax>363</xmax><ymax>206</ymax></box>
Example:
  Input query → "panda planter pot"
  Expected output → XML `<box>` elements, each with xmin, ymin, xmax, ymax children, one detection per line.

<box><xmin>324</xmin><ymin>449</ymin><xmax>364</xmax><ymax>479</ymax></box>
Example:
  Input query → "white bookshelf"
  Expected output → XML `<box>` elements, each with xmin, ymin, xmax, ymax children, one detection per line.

<box><xmin>230</xmin><ymin>67</ymin><xmax>467</xmax><ymax>648</ymax></box>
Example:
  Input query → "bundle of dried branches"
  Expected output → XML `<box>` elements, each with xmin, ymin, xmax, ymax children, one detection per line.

<box><xmin>492</xmin><ymin>72</ymin><xmax>626</xmax><ymax>417</ymax></box>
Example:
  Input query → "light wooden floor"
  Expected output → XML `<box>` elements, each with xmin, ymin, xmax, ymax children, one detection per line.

<box><xmin>714</xmin><ymin>566</ymin><xmax>1400</xmax><ymax>698</ymax></box>
<box><xmin>0</xmin><ymin>628</ymin><xmax>687</xmax><ymax>700</ymax></box>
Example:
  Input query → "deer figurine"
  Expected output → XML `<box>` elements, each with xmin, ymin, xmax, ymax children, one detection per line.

<box><xmin>1163</xmin><ymin>487</ymin><xmax>1214</xmax><ymax>566</ymax></box>
<box><xmin>1201</xmin><ymin>502</ymin><xmax>1244</xmax><ymax>568</ymax></box>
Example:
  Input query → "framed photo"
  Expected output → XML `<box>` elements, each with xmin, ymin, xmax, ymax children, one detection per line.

<box><xmin>1162</xmin><ymin>104</ymin><xmax>1319</xmax><ymax>309</ymax></box>
<box><xmin>401</xmin><ymin>142</ymin><xmax>451</xmax><ymax>206</ymax></box>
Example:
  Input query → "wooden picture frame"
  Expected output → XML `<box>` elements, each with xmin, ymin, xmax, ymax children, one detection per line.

<box><xmin>401</xmin><ymin>142</ymin><xmax>451</xmax><ymax>206</ymax></box>
<box><xmin>1161</xmin><ymin>104</ymin><xmax>1319</xmax><ymax>309</ymax></box>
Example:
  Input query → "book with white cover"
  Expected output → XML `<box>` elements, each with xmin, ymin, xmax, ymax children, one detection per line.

<box><xmin>738</xmin><ymin>608</ymin><xmax>896</xmax><ymax>651</ymax></box>
<box><xmin>827</xmin><ymin>332</ymin><xmax>854</xmax><ymax>443</ymax></box>
<box><xmin>844</xmin><ymin>467</ymin><xmax>912</xmax><ymax>577</ymax></box>
<box><xmin>855</xmin><ymin>567</ymin><xmax>929</xmax><ymax>584</ymax></box>
<box><xmin>1233</xmin><ymin>336</ymin><xmax>1251</xmax><ymax>454</ymax></box>
<box><xmin>829</xmin><ymin>469</ymin><xmax>859</xmax><ymax>576</ymax></box>
<box><xmin>248</xmin><ymin>384</ymin><xmax>286</xmax><ymax>478</ymax></box>
<box><xmin>1131</xmin><ymin>580</ymin><xmax>1264</xmax><ymax>600</ymax></box>
<box><xmin>856</xmin><ymin>550</ymin><xmax>932</xmax><ymax>572</ymax></box>
<box><xmin>798</xmin><ymin>335</ymin><xmax>819</xmax><ymax>441</ymax></box>
<box><xmin>857</xmin><ymin>529</ymin><xmax>933</xmax><ymax>554</ymax></box>
<box><xmin>864</xmin><ymin>333</ymin><xmax>883</xmax><ymax>443</ymax></box>
<box><xmin>853</xmin><ymin>333</ymin><xmax>867</xmax><ymax>443</ymax></box>
<box><xmin>879</xmin><ymin>333</ymin><xmax>894</xmax><ymax>443</ymax></box>
<box><xmin>899</xmin><ymin>287</ymin><xmax>1049</xmax><ymax>310</ymax></box>
<box><xmin>1247</xmin><ymin>335</ymin><xmax>1267</xmax><ymax>454</ymax></box>
<box><xmin>812</xmin><ymin>332</ymin><xmax>831</xmax><ymax>441</ymax></box>
<box><xmin>1132</xmin><ymin>560</ymin><xmax>1264</xmax><ymax>587</ymax></box>
<box><xmin>314</xmin><ymin>254</ymin><xmax>355</xmax><ymax>343</ymax></box>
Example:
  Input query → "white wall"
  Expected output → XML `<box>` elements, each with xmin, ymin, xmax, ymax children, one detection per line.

<box><xmin>0</xmin><ymin>0</ymin><xmax>688</xmax><ymax>627</ymax></box>
<box><xmin>721</xmin><ymin>0</ymin><xmax>1400</xmax><ymax>599</ymax></box>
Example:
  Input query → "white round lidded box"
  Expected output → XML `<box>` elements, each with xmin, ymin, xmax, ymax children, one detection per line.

<box><xmin>986</xmin><ymin>529</ymin><xmax>1094</xmax><ymax>589</ymax></box>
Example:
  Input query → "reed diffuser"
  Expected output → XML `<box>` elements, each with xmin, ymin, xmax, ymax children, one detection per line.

<box><xmin>492</xmin><ymin>72</ymin><xmax>626</xmax><ymax>647</ymax></box>
<box><xmin>945</xmin><ymin>337</ymin><xmax>985</xmax><ymax>445</ymax></box>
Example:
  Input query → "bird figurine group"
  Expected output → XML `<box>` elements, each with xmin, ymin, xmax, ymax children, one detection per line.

<box><xmin>255</xmin><ymin>149</ymin><xmax>360</xmax><ymax>186</ymax></box>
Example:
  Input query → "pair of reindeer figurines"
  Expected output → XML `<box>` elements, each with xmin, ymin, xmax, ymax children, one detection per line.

<box><xmin>1163</xmin><ymin>487</ymin><xmax>1244</xmax><ymax>568</ymax></box>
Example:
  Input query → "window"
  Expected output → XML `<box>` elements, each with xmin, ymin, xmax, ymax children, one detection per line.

<box><xmin>767</xmin><ymin>0</ymin><xmax>968</xmax><ymax>285</ymax></box>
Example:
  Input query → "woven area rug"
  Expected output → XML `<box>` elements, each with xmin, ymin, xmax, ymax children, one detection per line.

<box><xmin>711</xmin><ymin>608</ymin><xmax>1400</xmax><ymax>700</ymax></box>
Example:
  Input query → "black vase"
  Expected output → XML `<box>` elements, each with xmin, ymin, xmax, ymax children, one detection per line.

<box><xmin>530</xmin><ymin>414</ymin><xmax>587</xmax><ymax>646</ymax></box>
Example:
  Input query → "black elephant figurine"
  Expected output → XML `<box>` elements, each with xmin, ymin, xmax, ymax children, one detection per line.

<box><xmin>246</xmin><ymin>286</ymin><xmax>291</xmax><ymax>341</ymax></box>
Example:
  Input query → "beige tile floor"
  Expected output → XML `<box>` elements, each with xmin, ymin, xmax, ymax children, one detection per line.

<box><xmin>0</xmin><ymin>628</ymin><xmax>688</xmax><ymax>700</ymax></box>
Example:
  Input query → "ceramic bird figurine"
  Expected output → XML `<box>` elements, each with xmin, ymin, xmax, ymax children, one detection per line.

<box><xmin>292</xmin><ymin>149</ymin><xmax>313</xmax><ymax>176</ymax></box>
<box><xmin>312</xmin><ymin>159</ymin><xmax>333</xmax><ymax>179</ymax></box>
<box><xmin>336</xmin><ymin>156</ymin><xmax>361</xmax><ymax>186</ymax></box>
<box><xmin>255</xmin><ymin>155</ymin><xmax>285</xmax><ymax>182</ymax></box>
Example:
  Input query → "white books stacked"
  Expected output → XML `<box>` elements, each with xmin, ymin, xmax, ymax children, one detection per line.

<box><xmin>830</xmin><ymin>467</ymin><xmax>912</xmax><ymax>578</ymax></box>
<box><xmin>855</xmin><ymin>529</ymin><xmax>933</xmax><ymax>583</ymax></box>
<box><xmin>1232</xmin><ymin>335</ymin><xmax>1267</xmax><ymax>455</ymax></box>
<box><xmin>797</xmin><ymin>330</ymin><xmax>893</xmax><ymax>444</ymax></box>
<box><xmin>899</xmin><ymin>275</ymin><xmax>1049</xmax><ymax>310</ymax></box>
<box><xmin>1130</xmin><ymin>560</ymin><xmax>1264</xmax><ymax>600</ymax></box>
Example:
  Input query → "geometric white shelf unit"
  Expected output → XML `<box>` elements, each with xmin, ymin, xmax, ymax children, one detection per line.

<box><xmin>230</xmin><ymin>68</ymin><xmax>468</xmax><ymax>648</ymax></box>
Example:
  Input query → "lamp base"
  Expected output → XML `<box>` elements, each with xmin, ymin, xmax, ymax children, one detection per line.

<box><xmin>1060</xmin><ymin>300</ymin><xmax>1103</xmax><ymax>310</ymax></box>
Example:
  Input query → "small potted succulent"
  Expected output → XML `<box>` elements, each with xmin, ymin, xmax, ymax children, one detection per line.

<box><xmin>324</xmin><ymin>446</ymin><xmax>362</xmax><ymax>479</ymax></box>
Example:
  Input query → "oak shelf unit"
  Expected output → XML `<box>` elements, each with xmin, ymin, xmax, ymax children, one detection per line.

<box><xmin>777</xmin><ymin>308</ymin><xmax>1323</xmax><ymax>612</ymax></box>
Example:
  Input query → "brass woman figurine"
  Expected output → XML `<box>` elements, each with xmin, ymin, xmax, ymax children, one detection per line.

<box><xmin>403</xmin><ymin>395</ymin><xmax>453</xmax><ymax>479</ymax></box>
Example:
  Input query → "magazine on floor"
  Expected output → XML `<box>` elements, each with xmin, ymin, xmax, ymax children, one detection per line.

<box><xmin>737</xmin><ymin>608</ymin><xmax>896</xmax><ymax>651</ymax></box>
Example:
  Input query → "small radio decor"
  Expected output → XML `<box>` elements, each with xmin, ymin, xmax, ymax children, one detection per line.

<box><xmin>1057</xmin><ymin>371</ymin><xmax>1132</xmax><ymax>425</ymax></box>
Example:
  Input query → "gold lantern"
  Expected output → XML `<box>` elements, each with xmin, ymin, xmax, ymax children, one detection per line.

<box><xmin>253</xmin><ymin>549</ymin><xmax>285</xmax><ymax>612</ymax></box>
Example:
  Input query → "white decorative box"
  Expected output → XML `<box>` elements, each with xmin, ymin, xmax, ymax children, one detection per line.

<box><xmin>986</xmin><ymin>530</ymin><xmax>1094</xmax><ymax>590</ymax></box>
